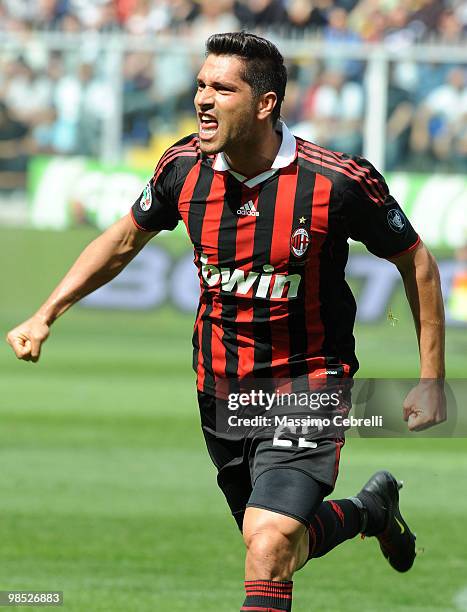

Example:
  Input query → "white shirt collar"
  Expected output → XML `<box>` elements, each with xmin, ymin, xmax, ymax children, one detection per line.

<box><xmin>212</xmin><ymin>120</ymin><xmax>297</xmax><ymax>189</ymax></box>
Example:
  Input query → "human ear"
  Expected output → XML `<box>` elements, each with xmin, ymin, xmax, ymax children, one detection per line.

<box><xmin>257</xmin><ymin>91</ymin><xmax>277</xmax><ymax>121</ymax></box>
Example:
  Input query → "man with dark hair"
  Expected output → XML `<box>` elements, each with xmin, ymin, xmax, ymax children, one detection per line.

<box><xmin>205</xmin><ymin>32</ymin><xmax>287</xmax><ymax>125</ymax></box>
<box><xmin>7</xmin><ymin>32</ymin><xmax>446</xmax><ymax>611</ymax></box>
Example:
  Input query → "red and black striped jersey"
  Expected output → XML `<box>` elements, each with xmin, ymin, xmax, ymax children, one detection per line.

<box><xmin>131</xmin><ymin>123</ymin><xmax>420</xmax><ymax>397</ymax></box>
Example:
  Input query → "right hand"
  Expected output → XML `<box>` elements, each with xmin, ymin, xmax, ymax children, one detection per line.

<box><xmin>6</xmin><ymin>316</ymin><xmax>50</xmax><ymax>363</ymax></box>
<box><xmin>402</xmin><ymin>379</ymin><xmax>447</xmax><ymax>432</ymax></box>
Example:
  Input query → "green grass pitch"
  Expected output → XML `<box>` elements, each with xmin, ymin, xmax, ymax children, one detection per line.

<box><xmin>0</xmin><ymin>228</ymin><xmax>466</xmax><ymax>611</ymax></box>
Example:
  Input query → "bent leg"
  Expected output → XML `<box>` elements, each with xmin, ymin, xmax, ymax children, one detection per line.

<box><xmin>241</xmin><ymin>507</ymin><xmax>306</xmax><ymax>611</ymax></box>
<box><xmin>243</xmin><ymin>507</ymin><xmax>309</xmax><ymax>580</ymax></box>
<box><xmin>238</xmin><ymin>469</ymin><xmax>326</xmax><ymax>610</ymax></box>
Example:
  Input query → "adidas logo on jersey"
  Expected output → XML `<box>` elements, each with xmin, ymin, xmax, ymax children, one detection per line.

<box><xmin>237</xmin><ymin>200</ymin><xmax>259</xmax><ymax>217</ymax></box>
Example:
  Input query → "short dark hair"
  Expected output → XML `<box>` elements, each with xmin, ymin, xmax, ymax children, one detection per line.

<box><xmin>206</xmin><ymin>32</ymin><xmax>287</xmax><ymax>125</ymax></box>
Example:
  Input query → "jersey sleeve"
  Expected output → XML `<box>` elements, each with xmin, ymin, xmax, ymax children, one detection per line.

<box><xmin>131</xmin><ymin>157</ymin><xmax>181</xmax><ymax>232</ymax></box>
<box><xmin>342</xmin><ymin>157</ymin><xmax>420</xmax><ymax>259</ymax></box>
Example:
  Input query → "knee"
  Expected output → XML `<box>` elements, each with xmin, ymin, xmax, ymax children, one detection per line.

<box><xmin>244</xmin><ymin>518</ymin><xmax>303</xmax><ymax>579</ymax></box>
<box><xmin>245</xmin><ymin>524</ymin><xmax>293</xmax><ymax>555</ymax></box>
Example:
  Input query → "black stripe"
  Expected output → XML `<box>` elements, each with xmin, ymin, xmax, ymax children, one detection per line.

<box><xmin>200</xmin><ymin>300</ymin><xmax>214</xmax><ymax>394</ymax></box>
<box><xmin>218</xmin><ymin>174</ymin><xmax>242</xmax><ymax>390</ymax></box>
<box><xmin>154</xmin><ymin>150</ymin><xmax>197</xmax><ymax>180</ymax></box>
<box><xmin>287</xmin><ymin>165</ymin><xmax>316</xmax><ymax>389</ymax></box>
<box><xmin>318</xmin><ymin>213</ymin><xmax>359</xmax><ymax>375</ymax></box>
<box><xmin>172</xmin><ymin>156</ymin><xmax>198</xmax><ymax>208</ymax></box>
<box><xmin>187</xmin><ymin>164</ymin><xmax>215</xmax><ymax>393</ymax></box>
<box><xmin>187</xmin><ymin>163</ymin><xmax>212</xmax><ymax>246</ymax></box>
<box><xmin>297</xmin><ymin>157</ymin><xmax>360</xmax><ymax>376</ymax></box>
<box><xmin>252</xmin><ymin>176</ymin><xmax>279</xmax><ymax>381</ymax></box>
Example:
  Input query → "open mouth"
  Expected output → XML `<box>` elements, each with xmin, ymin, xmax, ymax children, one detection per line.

<box><xmin>199</xmin><ymin>114</ymin><xmax>218</xmax><ymax>140</ymax></box>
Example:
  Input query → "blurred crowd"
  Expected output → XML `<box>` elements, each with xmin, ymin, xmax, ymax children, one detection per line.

<box><xmin>1</xmin><ymin>0</ymin><xmax>466</xmax><ymax>40</ymax></box>
<box><xmin>1</xmin><ymin>0</ymin><xmax>466</xmax><ymax>192</ymax></box>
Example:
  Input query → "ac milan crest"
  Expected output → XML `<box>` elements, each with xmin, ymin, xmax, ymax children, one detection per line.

<box><xmin>290</xmin><ymin>227</ymin><xmax>310</xmax><ymax>258</ymax></box>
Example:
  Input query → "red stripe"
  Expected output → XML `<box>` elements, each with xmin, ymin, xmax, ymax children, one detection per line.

<box><xmin>178</xmin><ymin>161</ymin><xmax>202</xmax><ymax>228</ymax></box>
<box><xmin>196</xmin><ymin>302</ymin><xmax>208</xmax><ymax>390</ymax></box>
<box><xmin>329</xmin><ymin>500</ymin><xmax>345</xmax><ymax>526</ymax></box>
<box><xmin>269</xmin><ymin>167</ymin><xmax>299</xmax><ymax>380</ymax></box>
<box><xmin>333</xmin><ymin>439</ymin><xmax>344</xmax><ymax>484</ymax></box>
<box><xmin>387</xmin><ymin>235</ymin><xmax>421</xmax><ymax>259</ymax></box>
<box><xmin>153</xmin><ymin>151</ymin><xmax>198</xmax><ymax>185</ymax></box>
<box><xmin>245</xmin><ymin>591</ymin><xmax>293</xmax><ymax>596</ymax></box>
<box><xmin>298</xmin><ymin>139</ymin><xmax>385</xmax><ymax>200</ymax></box>
<box><xmin>201</xmin><ymin>172</ymin><xmax>228</xmax><ymax>382</ymax></box>
<box><xmin>153</xmin><ymin>144</ymin><xmax>196</xmax><ymax>183</ymax></box>
<box><xmin>235</xmin><ymin>185</ymin><xmax>259</xmax><ymax>379</ymax></box>
<box><xmin>245</xmin><ymin>585</ymin><xmax>292</xmax><ymax>592</ymax></box>
<box><xmin>245</xmin><ymin>591</ymin><xmax>292</xmax><ymax>599</ymax></box>
<box><xmin>298</xmin><ymin>149</ymin><xmax>381</xmax><ymax>204</ymax></box>
<box><xmin>305</xmin><ymin>173</ymin><xmax>331</xmax><ymax>372</ymax></box>
<box><xmin>154</xmin><ymin>144</ymin><xmax>196</xmax><ymax>179</ymax></box>
<box><xmin>249</xmin><ymin>580</ymin><xmax>293</xmax><ymax>589</ymax></box>
<box><xmin>178</xmin><ymin>161</ymin><xmax>204</xmax><ymax>387</ymax></box>
<box><xmin>153</xmin><ymin>136</ymin><xmax>197</xmax><ymax>179</ymax></box>
<box><xmin>155</xmin><ymin>135</ymin><xmax>197</xmax><ymax>167</ymax></box>
<box><xmin>241</xmin><ymin>608</ymin><xmax>288</xmax><ymax>612</ymax></box>
<box><xmin>246</xmin><ymin>585</ymin><xmax>293</xmax><ymax>592</ymax></box>
<box><xmin>179</xmin><ymin>162</ymin><xmax>202</xmax><ymax>249</ymax></box>
<box><xmin>246</xmin><ymin>588</ymin><xmax>292</xmax><ymax>595</ymax></box>
<box><xmin>299</xmin><ymin>141</ymin><xmax>386</xmax><ymax>201</ymax></box>
<box><xmin>298</xmin><ymin>152</ymin><xmax>381</xmax><ymax>205</ymax></box>
<box><xmin>315</xmin><ymin>513</ymin><xmax>325</xmax><ymax>549</ymax></box>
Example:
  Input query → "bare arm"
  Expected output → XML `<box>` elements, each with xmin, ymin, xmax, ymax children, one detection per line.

<box><xmin>6</xmin><ymin>213</ymin><xmax>157</xmax><ymax>362</ymax></box>
<box><xmin>389</xmin><ymin>241</ymin><xmax>445</xmax><ymax>378</ymax></box>
<box><xmin>388</xmin><ymin>241</ymin><xmax>446</xmax><ymax>430</ymax></box>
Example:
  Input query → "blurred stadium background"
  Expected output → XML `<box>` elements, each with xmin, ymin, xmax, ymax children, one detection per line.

<box><xmin>0</xmin><ymin>1</ymin><xmax>466</xmax><ymax>610</ymax></box>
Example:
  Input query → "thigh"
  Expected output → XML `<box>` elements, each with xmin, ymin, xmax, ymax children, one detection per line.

<box><xmin>247</xmin><ymin>467</ymin><xmax>326</xmax><ymax>527</ymax></box>
<box><xmin>246</xmin><ymin>436</ymin><xmax>345</xmax><ymax>526</ymax></box>
<box><xmin>252</xmin><ymin>436</ymin><xmax>344</xmax><ymax>494</ymax></box>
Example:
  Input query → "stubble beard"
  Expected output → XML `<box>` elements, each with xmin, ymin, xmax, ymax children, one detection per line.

<box><xmin>199</xmin><ymin>108</ymin><xmax>256</xmax><ymax>156</ymax></box>
<box><xmin>221</xmin><ymin>119</ymin><xmax>257</xmax><ymax>159</ymax></box>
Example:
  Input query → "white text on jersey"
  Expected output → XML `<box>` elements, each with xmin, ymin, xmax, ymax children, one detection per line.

<box><xmin>237</xmin><ymin>200</ymin><xmax>259</xmax><ymax>217</ymax></box>
<box><xmin>200</xmin><ymin>254</ymin><xmax>301</xmax><ymax>299</ymax></box>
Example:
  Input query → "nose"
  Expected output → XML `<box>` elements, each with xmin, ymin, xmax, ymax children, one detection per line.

<box><xmin>195</xmin><ymin>85</ymin><xmax>214</xmax><ymax>110</ymax></box>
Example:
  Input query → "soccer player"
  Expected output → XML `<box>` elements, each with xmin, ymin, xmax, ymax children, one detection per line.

<box><xmin>7</xmin><ymin>32</ymin><xmax>446</xmax><ymax>611</ymax></box>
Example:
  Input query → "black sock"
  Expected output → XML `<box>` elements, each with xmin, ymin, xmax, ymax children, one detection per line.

<box><xmin>354</xmin><ymin>490</ymin><xmax>386</xmax><ymax>535</ymax></box>
<box><xmin>307</xmin><ymin>499</ymin><xmax>361</xmax><ymax>559</ymax></box>
<box><xmin>241</xmin><ymin>580</ymin><xmax>293</xmax><ymax>611</ymax></box>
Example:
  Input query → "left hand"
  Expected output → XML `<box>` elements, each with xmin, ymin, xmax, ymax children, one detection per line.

<box><xmin>403</xmin><ymin>380</ymin><xmax>447</xmax><ymax>431</ymax></box>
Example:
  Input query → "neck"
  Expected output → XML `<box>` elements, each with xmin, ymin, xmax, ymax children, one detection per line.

<box><xmin>223</xmin><ymin>123</ymin><xmax>281</xmax><ymax>179</ymax></box>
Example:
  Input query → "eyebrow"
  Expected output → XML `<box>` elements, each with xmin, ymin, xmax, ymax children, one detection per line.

<box><xmin>196</xmin><ymin>77</ymin><xmax>239</xmax><ymax>90</ymax></box>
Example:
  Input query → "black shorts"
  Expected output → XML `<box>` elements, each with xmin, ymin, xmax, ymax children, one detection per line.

<box><xmin>198</xmin><ymin>391</ymin><xmax>345</xmax><ymax>529</ymax></box>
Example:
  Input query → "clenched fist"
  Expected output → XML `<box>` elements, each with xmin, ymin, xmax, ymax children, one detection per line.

<box><xmin>403</xmin><ymin>379</ymin><xmax>447</xmax><ymax>431</ymax></box>
<box><xmin>6</xmin><ymin>316</ymin><xmax>50</xmax><ymax>363</ymax></box>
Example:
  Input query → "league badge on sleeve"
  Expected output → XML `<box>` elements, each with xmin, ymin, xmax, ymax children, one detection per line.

<box><xmin>290</xmin><ymin>227</ymin><xmax>310</xmax><ymax>258</ymax></box>
<box><xmin>140</xmin><ymin>183</ymin><xmax>152</xmax><ymax>211</ymax></box>
<box><xmin>387</xmin><ymin>209</ymin><xmax>406</xmax><ymax>233</ymax></box>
